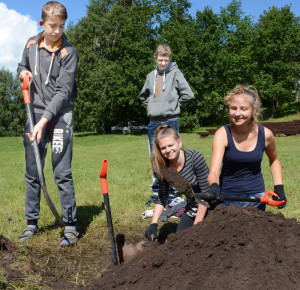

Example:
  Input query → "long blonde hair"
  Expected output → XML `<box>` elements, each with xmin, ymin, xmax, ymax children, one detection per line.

<box><xmin>224</xmin><ymin>85</ymin><xmax>261</xmax><ymax>123</ymax></box>
<box><xmin>151</xmin><ymin>124</ymin><xmax>181</xmax><ymax>179</ymax></box>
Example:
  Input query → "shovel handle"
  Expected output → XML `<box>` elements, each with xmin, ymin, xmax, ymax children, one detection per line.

<box><xmin>99</xmin><ymin>159</ymin><xmax>118</xmax><ymax>265</ymax></box>
<box><xmin>22</xmin><ymin>72</ymin><xmax>31</xmax><ymax>104</ymax></box>
<box><xmin>100</xmin><ymin>159</ymin><xmax>108</xmax><ymax>194</ymax></box>
<box><xmin>260</xmin><ymin>190</ymin><xmax>286</xmax><ymax>206</ymax></box>
<box><xmin>197</xmin><ymin>190</ymin><xmax>286</xmax><ymax>207</ymax></box>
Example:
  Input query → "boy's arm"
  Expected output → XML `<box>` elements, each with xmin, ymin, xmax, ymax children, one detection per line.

<box><xmin>139</xmin><ymin>75</ymin><xmax>151</xmax><ymax>105</ymax></box>
<box><xmin>17</xmin><ymin>40</ymin><xmax>32</xmax><ymax>82</ymax></box>
<box><xmin>42</xmin><ymin>47</ymin><xmax>79</xmax><ymax>121</ymax></box>
<box><xmin>177</xmin><ymin>70</ymin><xmax>194</xmax><ymax>106</ymax></box>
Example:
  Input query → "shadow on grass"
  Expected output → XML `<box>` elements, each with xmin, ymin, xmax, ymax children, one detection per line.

<box><xmin>74</xmin><ymin>132</ymin><xmax>99</xmax><ymax>138</ymax></box>
<box><xmin>40</xmin><ymin>204</ymin><xmax>104</xmax><ymax>236</ymax></box>
<box><xmin>76</xmin><ymin>204</ymin><xmax>104</xmax><ymax>236</ymax></box>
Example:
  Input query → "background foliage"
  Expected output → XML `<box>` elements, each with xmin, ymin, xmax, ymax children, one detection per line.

<box><xmin>0</xmin><ymin>0</ymin><xmax>299</xmax><ymax>135</ymax></box>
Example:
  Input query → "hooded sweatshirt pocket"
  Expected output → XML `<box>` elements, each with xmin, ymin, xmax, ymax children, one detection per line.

<box><xmin>147</xmin><ymin>96</ymin><xmax>176</xmax><ymax>117</ymax></box>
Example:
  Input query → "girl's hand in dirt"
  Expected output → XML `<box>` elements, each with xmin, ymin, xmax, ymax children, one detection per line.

<box><xmin>26</xmin><ymin>118</ymin><xmax>49</xmax><ymax>144</ymax></box>
<box><xmin>145</xmin><ymin>223</ymin><xmax>158</xmax><ymax>241</ymax></box>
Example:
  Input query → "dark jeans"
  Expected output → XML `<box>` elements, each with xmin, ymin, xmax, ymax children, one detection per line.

<box><xmin>23</xmin><ymin>111</ymin><xmax>77</xmax><ymax>224</ymax></box>
<box><xmin>176</xmin><ymin>213</ymin><xmax>194</xmax><ymax>232</ymax></box>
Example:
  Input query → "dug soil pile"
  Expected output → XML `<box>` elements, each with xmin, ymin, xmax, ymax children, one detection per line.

<box><xmin>86</xmin><ymin>205</ymin><xmax>300</xmax><ymax>290</ymax></box>
<box><xmin>0</xmin><ymin>234</ymin><xmax>24</xmax><ymax>287</ymax></box>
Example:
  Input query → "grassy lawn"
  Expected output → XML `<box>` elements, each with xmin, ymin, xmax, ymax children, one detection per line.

<box><xmin>0</xmin><ymin>132</ymin><xmax>299</xmax><ymax>287</ymax></box>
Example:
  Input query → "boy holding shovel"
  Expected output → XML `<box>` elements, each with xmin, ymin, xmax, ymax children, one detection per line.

<box><xmin>17</xmin><ymin>1</ymin><xmax>79</xmax><ymax>246</ymax></box>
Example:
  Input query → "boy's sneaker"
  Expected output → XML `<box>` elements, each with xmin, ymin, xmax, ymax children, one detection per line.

<box><xmin>61</xmin><ymin>227</ymin><xmax>79</xmax><ymax>247</ymax></box>
<box><xmin>19</xmin><ymin>225</ymin><xmax>39</xmax><ymax>242</ymax></box>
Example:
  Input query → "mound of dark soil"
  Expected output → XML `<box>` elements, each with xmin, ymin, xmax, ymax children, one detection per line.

<box><xmin>86</xmin><ymin>205</ymin><xmax>300</xmax><ymax>289</ymax></box>
<box><xmin>0</xmin><ymin>234</ymin><xmax>24</xmax><ymax>286</ymax></box>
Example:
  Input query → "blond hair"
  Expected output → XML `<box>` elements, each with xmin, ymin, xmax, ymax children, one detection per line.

<box><xmin>155</xmin><ymin>44</ymin><xmax>172</xmax><ymax>59</ymax></box>
<box><xmin>151</xmin><ymin>124</ymin><xmax>180</xmax><ymax>179</ymax></box>
<box><xmin>42</xmin><ymin>1</ymin><xmax>67</xmax><ymax>21</ymax></box>
<box><xmin>224</xmin><ymin>85</ymin><xmax>261</xmax><ymax>123</ymax></box>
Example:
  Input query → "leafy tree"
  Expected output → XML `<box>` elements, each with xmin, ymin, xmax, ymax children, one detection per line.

<box><xmin>67</xmin><ymin>0</ymin><xmax>155</xmax><ymax>132</ymax></box>
<box><xmin>251</xmin><ymin>5</ymin><xmax>300</xmax><ymax>116</ymax></box>
<box><xmin>188</xmin><ymin>0</ymin><xmax>255</xmax><ymax>125</ymax></box>
<box><xmin>64</xmin><ymin>0</ymin><xmax>300</xmax><ymax>131</ymax></box>
<box><xmin>0</xmin><ymin>67</ymin><xmax>25</xmax><ymax>136</ymax></box>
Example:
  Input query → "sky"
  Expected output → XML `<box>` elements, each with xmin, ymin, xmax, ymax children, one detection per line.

<box><xmin>1</xmin><ymin>0</ymin><xmax>299</xmax><ymax>73</ymax></box>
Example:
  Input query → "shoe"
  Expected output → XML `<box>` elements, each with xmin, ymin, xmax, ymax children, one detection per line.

<box><xmin>19</xmin><ymin>226</ymin><xmax>39</xmax><ymax>242</ymax></box>
<box><xmin>141</xmin><ymin>209</ymin><xmax>154</xmax><ymax>219</ymax></box>
<box><xmin>61</xmin><ymin>228</ymin><xmax>79</xmax><ymax>247</ymax></box>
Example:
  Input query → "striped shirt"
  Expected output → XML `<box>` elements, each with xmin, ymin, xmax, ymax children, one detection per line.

<box><xmin>156</xmin><ymin>150</ymin><xmax>209</xmax><ymax>217</ymax></box>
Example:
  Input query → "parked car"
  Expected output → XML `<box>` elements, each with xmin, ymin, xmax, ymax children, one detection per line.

<box><xmin>111</xmin><ymin>121</ymin><xmax>147</xmax><ymax>134</ymax></box>
<box><xmin>111</xmin><ymin>122</ymin><xmax>128</xmax><ymax>134</ymax></box>
<box><xmin>127</xmin><ymin>121</ymin><xmax>148</xmax><ymax>134</ymax></box>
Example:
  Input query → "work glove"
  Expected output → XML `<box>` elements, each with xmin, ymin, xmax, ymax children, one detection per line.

<box><xmin>273</xmin><ymin>184</ymin><xmax>287</xmax><ymax>209</ymax></box>
<box><xmin>208</xmin><ymin>183</ymin><xmax>224</xmax><ymax>206</ymax></box>
<box><xmin>145</xmin><ymin>223</ymin><xmax>158</xmax><ymax>241</ymax></box>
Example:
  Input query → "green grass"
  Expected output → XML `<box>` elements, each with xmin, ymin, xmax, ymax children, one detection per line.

<box><xmin>0</xmin><ymin>131</ymin><xmax>299</xmax><ymax>287</ymax></box>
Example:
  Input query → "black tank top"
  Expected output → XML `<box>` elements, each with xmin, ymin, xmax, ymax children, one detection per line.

<box><xmin>220</xmin><ymin>124</ymin><xmax>265</xmax><ymax>196</ymax></box>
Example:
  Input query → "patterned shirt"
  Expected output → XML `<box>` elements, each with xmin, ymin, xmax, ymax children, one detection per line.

<box><xmin>156</xmin><ymin>150</ymin><xmax>209</xmax><ymax>217</ymax></box>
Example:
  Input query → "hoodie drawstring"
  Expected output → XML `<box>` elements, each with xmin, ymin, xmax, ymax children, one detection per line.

<box><xmin>34</xmin><ymin>41</ymin><xmax>56</xmax><ymax>85</ymax></box>
<box><xmin>34</xmin><ymin>45</ymin><xmax>38</xmax><ymax>75</ymax></box>
<box><xmin>153</xmin><ymin>63</ymin><xmax>172</xmax><ymax>96</ymax></box>
<box><xmin>153</xmin><ymin>70</ymin><xmax>157</xmax><ymax>96</ymax></box>
<box><xmin>45</xmin><ymin>53</ymin><xmax>55</xmax><ymax>85</ymax></box>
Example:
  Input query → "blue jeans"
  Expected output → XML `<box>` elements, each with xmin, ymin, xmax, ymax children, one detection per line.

<box><xmin>221</xmin><ymin>192</ymin><xmax>266</xmax><ymax>211</ymax></box>
<box><xmin>147</xmin><ymin>119</ymin><xmax>179</xmax><ymax>160</ymax></box>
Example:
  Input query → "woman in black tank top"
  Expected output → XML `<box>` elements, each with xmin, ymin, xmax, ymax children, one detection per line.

<box><xmin>207</xmin><ymin>85</ymin><xmax>286</xmax><ymax>210</ymax></box>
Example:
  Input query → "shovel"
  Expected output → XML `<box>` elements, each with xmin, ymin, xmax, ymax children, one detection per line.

<box><xmin>161</xmin><ymin>168</ymin><xmax>286</xmax><ymax>207</ymax></box>
<box><xmin>22</xmin><ymin>72</ymin><xmax>64</xmax><ymax>227</ymax></box>
<box><xmin>100</xmin><ymin>159</ymin><xmax>118</xmax><ymax>265</ymax></box>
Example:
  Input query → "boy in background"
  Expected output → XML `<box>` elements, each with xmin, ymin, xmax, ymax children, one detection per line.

<box><xmin>139</xmin><ymin>44</ymin><xmax>194</xmax><ymax>192</ymax></box>
<box><xmin>17</xmin><ymin>1</ymin><xmax>78</xmax><ymax>247</ymax></box>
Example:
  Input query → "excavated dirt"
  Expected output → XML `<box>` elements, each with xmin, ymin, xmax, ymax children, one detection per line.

<box><xmin>0</xmin><ymin>234</ymin><xmax>24</xmax><ymax>287</ymax></box>
<box><xmin>84</xmin><ymin>205</ymin><xmax>300</xmax><ymax>290</ymax></box>
<box><xmin>1</xmin><ymin>205</ymin><xmax>300</xmax><ymax>289</ymax></box>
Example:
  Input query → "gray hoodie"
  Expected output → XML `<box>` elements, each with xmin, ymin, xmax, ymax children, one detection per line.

<box><xmin>17</xmin><ymin>31</ymin><xmax>78</xmax><ymax>121</ymax></box>
<box><xmin>139</xmin><ymin>62</ymin><xmax>194</xmax><ymax>120</ymax></box>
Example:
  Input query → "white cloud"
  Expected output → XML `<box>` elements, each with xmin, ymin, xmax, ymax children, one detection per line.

<box><xmin>0</xmin><ymin>3</ymin><xmax>39</xmax><ymax>73</ymax></box>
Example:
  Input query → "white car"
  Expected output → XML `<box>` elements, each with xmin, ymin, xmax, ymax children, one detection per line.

<box><xmin>111</xmin><ymin>122</ymin><xmax>128</xmax><ymax>134</ymax></box>
<box><xmin>111</xmin><ymin>121</ymin><xmax>147</xmax><ymax>134</ymax></box>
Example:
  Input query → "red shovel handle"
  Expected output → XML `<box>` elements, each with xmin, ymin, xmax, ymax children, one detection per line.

<box><xmin>260</xmin><ymin>190</ymin><xmax>286</xmax><ymax>206</ymax></box>
<box><xmin>100</xmin><ymin>159</ymin><xmax>108</xmax><ymax>194</ymax></box>
<box><xmin>22</xmin><ymin>72</ymin><xmax>31</xmax><ymax>104</ymax></box>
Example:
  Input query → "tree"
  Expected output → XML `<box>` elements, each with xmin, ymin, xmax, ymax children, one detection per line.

<box><xmin>66</xmin><ymin>0</ymin><xmax>155</xmax><ymax>132</ymax></box>
<box><xmin>0</xmin><ymin>67</ymin><xmax>25</xmax><ymax>136</ymax></box>
<box><xmin>252</xmin><ymin>5</ymin><xmax>300</xmax><ymax>116</ymax></box>
<box><xmin>188</xmin><ymin>0</ymin><xmax>255</xmax><ymax>125</ymax></box>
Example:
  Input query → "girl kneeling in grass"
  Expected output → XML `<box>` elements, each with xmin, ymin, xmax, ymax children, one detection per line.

<box><xmin>145</xmin><ymin>124</ymin><xmax>209</xmax><ymax>241</ymax></box>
